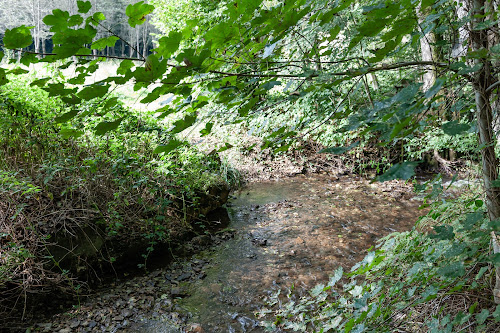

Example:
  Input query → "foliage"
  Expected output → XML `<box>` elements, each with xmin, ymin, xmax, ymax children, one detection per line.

<box><xmin>0</xmin><ymin>73</ymin><xmax>229</xmax><ymax>322</ymax></box>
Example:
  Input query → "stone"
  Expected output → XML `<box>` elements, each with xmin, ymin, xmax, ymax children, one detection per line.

<box><xmin>69</xmin><ymin>319</ymin><xmax>80</xmax><ymax>328</ymax></box>
<box><xmin>121</xmin><ymin>309</ymin><xmax>132</xmax><ymax>318</ymax></box>
<box><xmin>171</xmin><ymin>286</ymin><xmax>187</xmax><ymax>298</ymax></box>
<box><xmin>187</xmin><ymin>323</ymin><xmax>205</xmax><ymax>333</ymax></box>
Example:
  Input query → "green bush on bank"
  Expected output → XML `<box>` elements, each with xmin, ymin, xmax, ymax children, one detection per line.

<box><xmin>0</xmin><ymin>74</ymin><xmax>229</xmax><ymax>309</ymax></box>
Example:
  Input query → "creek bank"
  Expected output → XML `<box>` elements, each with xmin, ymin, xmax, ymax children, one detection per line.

<box><xmin>1</xmin><ymin>182</ymin><xmax>230</xmax><ymax>332</ymax></box>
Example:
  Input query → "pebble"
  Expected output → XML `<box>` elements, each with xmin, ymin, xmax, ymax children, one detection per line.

<box><xmin>171</xmin><ymin>287</ymin><xmax>187</xmax><ymax>298</ymax></box>
<box><xmin>121</xmin><ymin>309</ymin><xmax>132</xmax><ymax>318</ymax></box>
<box><xmin>69</xmin><ymin>319</ymin><xmax>80</xmax><ymax>328</ymax></box>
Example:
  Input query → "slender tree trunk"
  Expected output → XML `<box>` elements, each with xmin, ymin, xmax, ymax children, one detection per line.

<box><xmin>417</xmin><ymin>4</ymin><xmax>436</xmax><ymax>92</ymax></box>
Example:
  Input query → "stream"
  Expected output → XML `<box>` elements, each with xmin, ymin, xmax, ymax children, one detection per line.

<box><xmin>37</xmin><ymin>174</ymin><xmax>425</xmax><ymax>333</ymax></box>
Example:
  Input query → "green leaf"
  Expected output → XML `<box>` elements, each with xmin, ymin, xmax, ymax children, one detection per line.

<box><xmin>476</xmin><ymin>309</ymin><xmax>489</xmax><ymax>324</ymax></box>
<box><xmin>376</xmin><ymin>161</ymin><xmax>420</xmax><ymax>182</ymax></box>
<box><xmin>319</xmin><ymin>141</ymin><xmax>359</xmax><ymax>154</ymax></box>
<box><xmin>30</xmin><ymin>78</ymin><xmax>50</xmax><ymax>87</ymax></box>
<box><xmin>153</xmin><ymin>139</ymin><xmax>183</xmax><ymax>154</ymax></box>
<box><xmin>78</xmin><ymin>84</ymin><xmax>109</xmax><ymax>100</ymax></box>
<box><xmin>442</xmin><ymin>121</ymin><xmax>471</xmax><ymax>136</ymax></box>
<box><xmin>460</xmin><ymin>212</ymin><xmax>483</xmax><ymax>231</ymax></box>
<box><xmin>68</xmin><ymin>15</ymin><xmax>84</xmax><ymax>27</ymax></box>
<box><xmin>126</xmin><ymin>1</ymin><xmax>155</xmax><ymax>28</ymax></box>
<box><xmin>117</xmin><ymin>59</ymin><xmax>134</xmax><ymax>75</ymax></box>
<box><xmin>310</xmin><ymin>283</ymin><xmax>326</xmax><ymax>297</ymax></box>
<box><xmin>94</xmin><ymin>118</ymin><xmax>123</xmax><ymax>135</ymax></box>
<box><xmin>430</xmin><ymin>225</ymin><xmax>455</xmax><ymax>240</ymax></box>
<box><xmin>0</xmin><ymin>68</ymin><xmax>7</xmax><ymax>86</ymax></box>
<box><xmin>200</xmin><ymin>122</ymin><xmax>213</xmax><ymax>136</ymax></box>
<box><xmin>437</xmin><ymin>262</ymin><xmax>465</xmax><ymax>278</ymax></box>
<box><xmin>421</xmin><ymin>285</ymin><xmax>438</xmax><ymax>301</ymax></box>
<box><xmin>77</xmin><ymin>1</ymin><xmax>92</xmax><ymax>14</ymax></box>
<box><xmin>54</xmin><ymin>109</ymin><xmax>78</xmax><ymax>123</ymax></box>
<box><xmin>493</xmin><ymin>305</ymin><xmax>500</xmax><ymax>322</ymax></box>
<box><xmin>43</xmin><ymin>9</ymin><xmax>70</xmax><ymax>30</ymax></box>
<box><xmin>344</xmin><ymin>318</ymin><xmax>355</xmax><ymax>333</ymax></box>
<box><xmin>91</xmin><ymin>36</ymin><xmax>119</xmax><ymax>50</ymax></box>
<box><xmin>425</xmin><ymin>78</ymin><xmax>445</xmax><ymax>99</ymax></box>
<box><xmin>3</xmin><ymin>25</ymin><xmax>34</xmax><ymax>49</ymax></box>
<box><xmin>171</xmin><ymin>114</ymin><xmax>197</xmax><ymax>134</ymax></box>
<box><xmin>218</xmin><ymin>143</ymin><xmax>233</xmax><ymax>152</ymax></box>
<box><xmin>60</xmin><ymin>128</ymin><xmax>84</xmax><ymax>139</ymax></box>
<box><xmin>156</xmin><ymin>31</ymin><xmax>183</xmax><ymax>58</ymax></box>
<box><xmin>328</xmin><ymin>266</ymin><xmax>344</xmax><ymax>287</ymax></box>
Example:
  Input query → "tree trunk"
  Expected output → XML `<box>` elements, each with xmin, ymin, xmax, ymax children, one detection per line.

<box><xmin>417</xmin><ymin>4</ymin><xmax>436</xmax><ymax>92</ymax></box>
<box><xmin>470</xmin><ymin>0</ymin><xmax>500</xmax><ymax>304</ymax></box>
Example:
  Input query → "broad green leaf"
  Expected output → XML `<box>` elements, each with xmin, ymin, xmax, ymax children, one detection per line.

<box><xmin>126</xmin><ymin>1</ymin><xmax>155</xmax><ymax>28</ymax></box>
<box><xmin>376</xmin><ymin>161</ymin><xmax>420</xmax><ymax>182</ymax></box>
<box><xmin>101</xmin><ymin>97</ymin><xmax>119</xmax><ymax>114</ymax></box>
<box><xmin>153</xmin><ymin>139</ymin><xmax>183</xmax><ymax>154</ymax></box>
<box><xmin>421</xmin><ymin>285</ymin><xmax>438</xmax><ymax>301</ymax></box>
<box><xmin>310</xmin><ymin>283</ymin><xmax>326</xmax><ymax>297</ymax></box>
<box><xmin>3</xmin><ymin>25</ymin><xmax>34</xmax><ymax>49</ymax></box>
<box><xmin>442</xmin><ymin>121</ymin><xmax>471</xmax><ymax>136</ymax></box>
<box><xmin>117</xmin><ymin>59</ymin><xmax>134</xmax><ymax>75</ymax></box>
<box><xmin>60</xmin><ymin>128</ymin><xmax>84</xmax><ymax>139</ymax></box>
<box><xmin>430</xmin><ymin>225</ymin><xmax>455</xmax><ymax>240</ymax></box>
<box><xmin>91</xmin><ymin>36</ymin><xmax>119</xmax><ymax>50</ymax></box>
<box><xmin>20</xmin><ymin>53</ymin><xmax>39</xmax><ymax>66</ymax></box>
<box><xmin>261</xmin><ymin>81</ymin><xmax>281</xmax><ymax>90</ymax></box>
<box><xmin>493</xmin><ymin>305</ymin><xmax>500</xmax><ymax>322</ymax></box>
<box><xmin>328</xmin><ymin>267</ymin><xmax>343</xmax><ymax>287</ymax></box>
<box><xmin>0</xmin><ymin>68</ymin><xmax>8</xmax><ymax>86</ymax></box>
<box><xmin>77</xmin><ymin>0</ymin><xmax>92</xmax><ymax>14</ymax></box>
<box><xmin>30</xmin><ymin>78</ymin><xmax>50</xmax><ymax>87</ymax></box>
<box><xmin>319</xmin><ymin>141</ymin><xmax>360</xmax><ymax>154</ymax></box>
<box><xmin>200</xmin><ymin>122</ymin><xmax>213</xmax><ymax>136</ymax></box>
<box><xmin>68</xmin><ymin>15</ymin><xmax>84</xmax><ymax>27</ymax></box>
<box><xmin>476</xmin><ymin>309</ymin><xmax>489</xmax><ymax>324</ymax></box>
<box><xmin>344</xmin><ymin>318</ymin><xmax>355</xmax><ymax>333</ymax></box>
<box><xmin>78</xmin><ymin>84</ymin><xmax>109</xmax><ymax>100</ymax></box>
<box><xmin>437</xmin><ymin>262</ymin><xmax>465</xmax><ymax>278</ymax></box>
<box><xmin>461</xmin><ymin>212</ymin><xmax>483</xmax><ymax>231</ymax></box>
<box><xmin>156</xmin><ymin>31</ymin><xmax>183</xmax><ymax>58</ymax></box>
<box><xmin>94</xmin><ymin>118</ymin><xmax>123</xmax><ymax>135</ymax></box>
<box><xmin>43</xmin><ymin>9</ymin><xmax>70</xmax><ymax>30</ymax></box>
<box><xmin>171</xmin><ymin>114</ymin><xmax>197</xmax><ymax>134</ymax></box>
<box><xmin>61</xmin><ymin>95</ymin><xmax>82</xmax><ymax>105</ymax></box>
<box><xmin>425</xmin><ymin>78</ymin><xmax>445</xmax><ymax>99</ymax></box>
<box><xmin>54</xmin><ymin>109</ymin><xmax>78</xmax><ymax>123</ymax></box>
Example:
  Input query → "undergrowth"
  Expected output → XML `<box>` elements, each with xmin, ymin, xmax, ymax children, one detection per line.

<box><xmin>0</xmin><ymin>74</ymin><xmax>231</xmax><ymax>326</ymax></box>
<box><xmin>259</xmin><ymin>177</ymin><xmax>500</xmax><ymax>332</ymax></box>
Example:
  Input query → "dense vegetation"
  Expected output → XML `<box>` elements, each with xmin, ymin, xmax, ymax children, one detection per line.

<box><xmin>1</xmin><ymin>0</ymin><xmax>500</xmax><ymax>331</ymax></box>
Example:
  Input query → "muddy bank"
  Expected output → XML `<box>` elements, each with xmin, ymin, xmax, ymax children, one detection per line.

<box><xmin>24</xmin><ymin>174</ymin><xmax>433</xmax><ymax>333</ymax></box>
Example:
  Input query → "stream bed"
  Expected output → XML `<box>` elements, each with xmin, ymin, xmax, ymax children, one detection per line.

<box><xmin>36</xmin><ymin>174</ymin><xmax>425</xmax><ymax>333</ymax></box>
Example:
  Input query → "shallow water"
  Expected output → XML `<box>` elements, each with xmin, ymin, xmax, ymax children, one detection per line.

<box><xmin>139</xmin><ymin>174</ymin><xmax>423</xmax><ymax>332</ymax></box>
<box><xmin>39</xmin><ymin>174</ymin><xmax>426</xmax><ymax>333</ymax></box>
